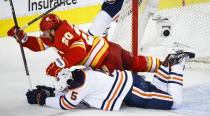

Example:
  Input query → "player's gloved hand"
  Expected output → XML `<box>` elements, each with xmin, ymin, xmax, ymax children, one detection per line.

<box><xmin>36</xmin><ymin>85</ymin><xmax>55</xmax><ymax>97</ymax></box>
<box><xmin>7</xmin><ymin>26</ymin><xmax>28</xmax><ymax>43</ymax></box>
<box><xmin>26</xmin><ymin>89</ymin><xmax>47</xmax><ymax>106</ymax></box>
<box><xmin>46</xmin><ymin>62</ymin><xmax>62</xmax><ymax>77</ymax></box>
<box><xmin>46</xmin><ymin>58</ymin><xmax>66</xmax><ymax>77</ymax></box>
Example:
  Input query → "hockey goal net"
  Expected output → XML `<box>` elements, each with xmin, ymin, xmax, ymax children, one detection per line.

<box><xmin>110</xmin><ymin>0</ymin><xmax>210</xmax><ymax>70</ymax></box>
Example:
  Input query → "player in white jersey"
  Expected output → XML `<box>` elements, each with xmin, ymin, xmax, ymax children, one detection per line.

<box><xmin>88</xmin><ymin>0</ymin><xmax>124</xmax><ymax>36</ymax></box>
<box><xmin>88</xmin><ymin>0</ymin><xmax>160</xmax><ymax>37</ymax></box>
<box><xmin>26</xmin><ymin>51</ymin><xmax>195</xmax><ymax>111</ymax></box>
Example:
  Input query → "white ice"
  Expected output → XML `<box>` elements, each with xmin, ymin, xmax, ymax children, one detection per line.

<box><xmin>1</xmin><ymin>23</ymin><xmax>210</xmax><ymax>116</ymax></box>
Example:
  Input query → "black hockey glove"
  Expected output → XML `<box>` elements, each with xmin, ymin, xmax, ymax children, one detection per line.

<box><xmin>26</xmin><ymin>89</ymin><xmax>47</xmax><ymax>106</ymax></box>
<box><xmin>36</xmin><ymin>85</ymin><xmax>55</xmax><ymax>97</ymax></box>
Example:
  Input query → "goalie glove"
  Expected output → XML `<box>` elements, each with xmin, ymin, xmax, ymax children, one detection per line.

<box><xmin>7</xmin><ymin>26</ymin><xmax>28</xmax><ymax>43</ymax></box>
<box><xmin>26</xmin><ymin>89</ymin><xmax>47</xmax><ymax>106</ymax></box>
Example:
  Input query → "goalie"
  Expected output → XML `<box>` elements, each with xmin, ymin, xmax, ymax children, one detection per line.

<box><xmin>7</xmin><ymin>13</ymin><xmax>162</xmax><ymax>78</ymax></box>
<box><xmin>26</xmin><ymin>51</ymin><xmax>195</xmax><ymax>110</ymax></box>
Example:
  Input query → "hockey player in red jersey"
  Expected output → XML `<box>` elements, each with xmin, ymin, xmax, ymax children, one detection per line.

<box><xmin>25</xmin><ymin>51</ymin><xmax>195</xmax><ymax>110</ymax></box>
<box><xmin>7</xmin><ymin>13</ymin><xmax>161</xmax><ymax>77</ymax></box>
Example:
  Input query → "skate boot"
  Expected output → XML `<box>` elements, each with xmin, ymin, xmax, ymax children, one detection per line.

<box><xmin>162</xmin><ymin>50</ymin><xmax>195</xmax><ymax>67</ymax></box>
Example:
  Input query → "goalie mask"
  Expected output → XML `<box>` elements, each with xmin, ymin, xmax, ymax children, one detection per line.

<box><xmin>54</xmin><ymin>69</ymin><xmax>74</xmax><ymax>91</ymax></box>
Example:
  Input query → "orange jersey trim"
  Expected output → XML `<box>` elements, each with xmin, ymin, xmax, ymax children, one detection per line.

<box><xmin>105</xmin><ymin>71</ymin><xmax>124</xmax><ymax>110</ymax></box>
<box><xmin>171</xmin><ymin>77</ymin><xmax>183</xmax><ymax>82</ymax></box>
<box><xmin>156</xmin><ymin>71</ymin><xmax>171</xmax><ymax>80</ymax></box>
<box><xmin>61</xmin><ymin>96</ymin><xmax>73</xmax><ymax>109</ymax></box>
<box><xmin>132</xmin><ymin>88</ymin><xmax>173</xmax><ymax>100</ymax></box>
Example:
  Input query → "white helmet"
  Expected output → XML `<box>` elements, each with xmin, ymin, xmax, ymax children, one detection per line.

<box><xmin>54</xmin><ymin>69</ymin><xmax>74</xmax><ymax>91</ymax></box>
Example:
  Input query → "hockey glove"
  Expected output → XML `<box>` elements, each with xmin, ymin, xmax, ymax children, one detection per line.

<box><xmin>36</xmin><ymin>85</ymin><xmax>55</xmax><ymax>97</ymax></box>
<box><xmin>46</xmin><ymin>58</ymin><xmax>66</xmax><ymax>77</ymax></box>
<box><xmin>7</xmin><ymin>26</ymin><xmax>28</xmax><ymax>43</ymax></box>
<box><xmin>46</xmin><ymin>62</ymin><xmax>62</xmax><ymax>77</ymax></box>
<box><xmin>26</xmin><ymin>89</ymin><xmax>47</xmax><ymax>106</ymax></box>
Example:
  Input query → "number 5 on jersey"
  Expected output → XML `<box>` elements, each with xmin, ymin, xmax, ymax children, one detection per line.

<box><xmin>71</xmin><ymin>91</ymin><xmax>78</xmax><ymax>100</ymax></box>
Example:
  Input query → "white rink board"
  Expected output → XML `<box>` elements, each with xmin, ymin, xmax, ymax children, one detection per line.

<box><xmin>0</xmin><ymin>0</ymin><xmax>102</xmax><ymax>19</ymax></box>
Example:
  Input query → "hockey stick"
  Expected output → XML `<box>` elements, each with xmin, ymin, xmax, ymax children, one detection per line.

<box><xmin>9</xmin><ymin>0</ymin><xmax>32</xmax><ymax>90</ymax></box>
<box><xmin>20</xmin><ymin>2</ymin><xmax>64</xmax><ymax>30</ymax></box>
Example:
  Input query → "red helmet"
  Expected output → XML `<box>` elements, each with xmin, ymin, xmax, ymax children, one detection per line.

<box><xmin>40</xmin><ymin>14</ymin><xmax>61</xmax><ymax>31</ymax></box>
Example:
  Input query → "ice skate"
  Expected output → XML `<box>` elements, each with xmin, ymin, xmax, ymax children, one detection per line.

<box><xmin>162</xmin><ymin>50</ymin><xmax>195</xmax><ymax>67</ymax></box>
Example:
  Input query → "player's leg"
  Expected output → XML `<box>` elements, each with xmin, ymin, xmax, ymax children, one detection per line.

<box><xmin>121</xmin><ymin>49</ymin><xmax>161</xmax><ymax>73</ymax></box>
<box><xmin>124</xmin><ymin>73</ymin><xmax>173</xmax><ymax>109</ymax></box>
<box><xmin>102</xmin><ymin>42</ymin><xmax>161</xmax><ymax>73</ymax></box>
<box><xmin>151</xmin><ymin>51</ymin><xmax>195</xmax><ymax>109</ymax></box>
<box><xmin>167</xmin><ymin>51</ymin><xmax>195</xmax><ymax>109</ymax></box>
<box><xmin>101</xmin><ymin>41</ymin><xmax>141</xmax><ymax>73</ymax></box>
<box><xmin>88</xmin><ymin>0</ymin><xmax>124</xmax><ymax>36</ymax></box>
<box><xmin>101</xmin><ymin>42</ymin><xmax>125</xmax><ymax>73</ymax></box>
<box><xmin>151</xmin><ymin>64</ymin><xmax>170</xmax><ymax>92</ymax></box>
<box><xmin>167</xmin><ymin>63</ymin><xmax>184</xmax><ymax>109</ymax></box>
<box><xmin>151</xmin><ymin>51</ymin><xmax>195</xmax><ymax>92</ymax></box>
<box><xmin>88</xmin><ymin>10</ymin><xmax>112</xmax><ymax>36</ymax></box>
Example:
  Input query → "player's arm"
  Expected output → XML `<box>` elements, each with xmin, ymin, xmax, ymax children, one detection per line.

<box><xmin>22</xmin><ymin>36</ymin><xmax>46</xmax><ymax>51</ymax></box>
<box><xmin>26</xmin><ymin>86</ymin><xmax>85</xmax><ymax>110</ymax></box>
<box><xmin>46</xmin><ymin>23</ymin><xmax>88</xmax><ymax>77</ymax></box>
<box><xmin>63</xmin><ymin>40</ymin><xmax>87</xmax><ymax>68</ymax></box>
<box><xmin>7</xmin><ymin>26</ymin><xmax>46</xmax><ymax>52</ymax></box>
<box><xmin>46</xmin><ymin>40</ymin><xmax>87</xmax><ymax>77</ymax></box>
<box><xmin>45</xmin><ymin>90</ymin><xmax>80</xmax><ymax>110</ymax></box>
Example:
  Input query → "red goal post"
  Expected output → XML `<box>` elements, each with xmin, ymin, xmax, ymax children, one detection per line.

<box><xmin>132</xmin><ymin>0</ymin><xmax>139</xmax><ymax>56</ymax></box>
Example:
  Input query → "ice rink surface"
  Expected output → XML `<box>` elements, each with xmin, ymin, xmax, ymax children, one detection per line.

<box><xmin>1</xmin><ymin>24</ymin><xmax>210</xmax><ymax>116</ymax></box>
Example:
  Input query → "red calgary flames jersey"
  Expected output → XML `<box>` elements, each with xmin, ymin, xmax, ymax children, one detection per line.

<box><xmin>23</xmin><ymin>20</ymin><xmax>109</xmax><ymax>69</ymax></box>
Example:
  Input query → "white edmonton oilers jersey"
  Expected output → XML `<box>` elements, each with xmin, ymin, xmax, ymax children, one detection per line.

<box><xmin>45</xmin><ymin>68</ymin><xmax>133</xmax><ymax>111</ymax></box>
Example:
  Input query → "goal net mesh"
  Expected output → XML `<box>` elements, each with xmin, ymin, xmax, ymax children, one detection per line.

<box><xmin>110</xmin><ymin>0</ymin><xmax>210</xmax><ymax>70</ymax></box>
